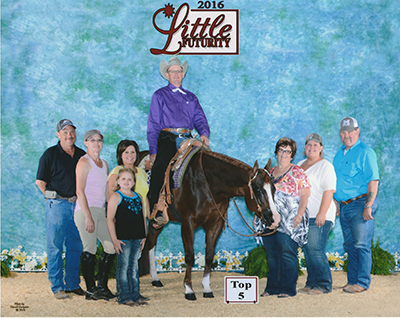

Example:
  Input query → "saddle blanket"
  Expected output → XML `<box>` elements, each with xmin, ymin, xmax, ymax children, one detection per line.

<box><xmin>172</xmin><ymin>146</ymin><xmax>202</xmax><ymax>188</ymax></box>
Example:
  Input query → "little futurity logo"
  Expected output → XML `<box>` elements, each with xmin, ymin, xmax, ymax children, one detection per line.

<box><xmin>150</xmin><ymin>2</ymin><xmax>239</xmax><ymax>55</ymax></box>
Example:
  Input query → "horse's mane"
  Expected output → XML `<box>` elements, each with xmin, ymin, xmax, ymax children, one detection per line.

<box><xmin>201</xmin><ymin>149</ymin><xmax>252</xmax><ymax>171</ymax></box>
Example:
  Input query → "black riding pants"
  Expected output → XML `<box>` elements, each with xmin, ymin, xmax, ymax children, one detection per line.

<box><xmin>148</xmin><ymin>131</ymin><xmax>190</xmax><ymax>211</ymax></box>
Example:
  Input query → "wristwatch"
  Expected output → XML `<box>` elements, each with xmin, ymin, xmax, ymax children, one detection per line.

<box><xmin>364</xmin><ymin>205</ymin><xmax>372</xmax><ymax>209</ymax></box>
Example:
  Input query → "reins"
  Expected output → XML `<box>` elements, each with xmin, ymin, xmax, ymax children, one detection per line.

<box><xmin>199</xmin><ymin>147</ymin><xmax>277</xmax><ymax>237</ymax></box>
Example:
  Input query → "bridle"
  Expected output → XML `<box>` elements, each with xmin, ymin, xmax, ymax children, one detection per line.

<box><xmin>247</xmin><ymin>168</ymin><xmax>271</xmax><ymax>213</ymax></box>
<box><xmin>199</xmin><ymin>147</ymin><xmax>277</xmax><ymax>237</ymax></box>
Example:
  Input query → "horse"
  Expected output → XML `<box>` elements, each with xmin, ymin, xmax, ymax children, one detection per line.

<box><xmin>145</xmin><ymin>148</ymin><xmax>280</xmax><ymax>300</ymax></box>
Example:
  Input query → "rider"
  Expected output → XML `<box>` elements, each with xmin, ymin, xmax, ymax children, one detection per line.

<box><xmin>147</xmin><ymin>56</ymin><xmax>210</xmax><ymax>224</ymax></box>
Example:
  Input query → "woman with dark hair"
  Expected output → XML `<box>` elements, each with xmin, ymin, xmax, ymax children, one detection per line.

<box><xmin>107</xmin><ymin>140</ymin><xmax>163</xmax><ymax>297</ymax></box>
<box><xmin>107</xmin><ymin>140</ymin><xmax>146</xmax><ymax>204</ymax></box>
<box><xmin>255</xmin><ymin>137</ymin><xmax>310</xmax><ymax>298</ymax></box>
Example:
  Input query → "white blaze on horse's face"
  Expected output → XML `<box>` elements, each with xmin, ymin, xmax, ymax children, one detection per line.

<box><xmin>264</xmin><ymin>183</ymin><xmax>280</xmax><ymax>229</ymax></box>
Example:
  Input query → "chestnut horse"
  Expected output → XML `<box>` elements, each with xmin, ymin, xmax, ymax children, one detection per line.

<box><xmin>146</xmin><ymin>148</ymin><xmax>280</xmax><ymax>300</ymax></box>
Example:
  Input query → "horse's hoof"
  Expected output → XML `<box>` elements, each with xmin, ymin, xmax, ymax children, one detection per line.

<box><xmin>185</xmin><ymin>293</ymin><xmax>197</xmax><ymax>301</ymax></box>
<box><xmin>203</xmin><ymin>292</ymin><xmax>214</xmax><ymax>298</ymax></box>
<box><xmin>151</xmin><ymin>280</ymin><xmax>164</xmax><ymax>287</ymax></box>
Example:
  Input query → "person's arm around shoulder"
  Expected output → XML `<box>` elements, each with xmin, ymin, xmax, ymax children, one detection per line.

<box><xmin>107</xmin><ymin>192</ymin><xmax>125</xmax><ymax>254</ymax></box>
<box><xmin>76</xmin><ymin>157</ymin><xmax>95</xmax><ymax>234</ymax></box>
<box><xmin>363</xmin><ymin>180</ymin><xmax>379</xmax><ymax>221</ymax></box>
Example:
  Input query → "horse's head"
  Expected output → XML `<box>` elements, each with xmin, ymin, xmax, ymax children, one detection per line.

<box><xmin>247</xmin><ymin>159</ymin><xmax>280</xmax><ymax>229</ymax></box>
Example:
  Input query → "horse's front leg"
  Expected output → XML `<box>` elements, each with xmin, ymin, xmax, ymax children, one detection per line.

<box><xmin>146</xmin><ymin>221</ymin><xmax>164</xmax><ymax>287</ymax></box>
<box><xmin>149</xmin><ymin>247</ymin><xmax>163</xmax><ymax>287</ymax></box>
<box><xmin>203</xmin><ymin>216</ymin><xmax>225</xmax><ymax>298</ymax></box>
<box><xmin>181</xmin><ymin>221</ymin><xmax>196</xmax><ymax>300</ymax></box>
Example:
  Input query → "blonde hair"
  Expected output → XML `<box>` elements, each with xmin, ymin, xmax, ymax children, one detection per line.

<box><xmin>113</xmin><ymin>167</ymin><xmax>136</xmax><ymax>192</ymax></box>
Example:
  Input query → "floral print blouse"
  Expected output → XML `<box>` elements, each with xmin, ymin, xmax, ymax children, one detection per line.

<box><xmin>272</xmin><ymin>165</ymin><xmax>311</xmax><ymax>247</ymax></box>
<box><xmin>271</xmin><ymin>164</ymin><xmax>310</xmax><ymax>197</ymax></box>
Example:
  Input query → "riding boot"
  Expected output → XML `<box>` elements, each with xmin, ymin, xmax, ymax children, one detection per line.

<box><xmin>80</xmin><ymin>252</ymin><xmax>97</xmax><ymax>300</ymax></box>
<box><xmin>94</xmin><ymin>252</ymin><xmax>116</xmax><ymax>299</ymax></box>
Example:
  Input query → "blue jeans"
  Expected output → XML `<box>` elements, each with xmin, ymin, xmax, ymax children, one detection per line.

<box><xmin>262</xmin><ymin>230</ymin><xmax>299</xmax><ymax>296</ymax></box>
<box><xmin>303</xmin><ymin>219</ymin><xmax>333</xmax><ymax>292</ymax></box>
<box><xmin>116</xmin><ymin>239</ymin><xmax>141</xmax><ymax>304</ymax></box>
<box><xmin>340</xmin><ymin>197</ymin><xmax>377</xmax><ymax>289</ymax></box>
<box><xmin>46</xmin><ymin>199</ymin><xmax>83</xmax><ymax>293</ymax></box>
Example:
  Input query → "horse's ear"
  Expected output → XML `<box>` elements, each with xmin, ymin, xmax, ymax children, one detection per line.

<box><xmin>264</xmin><ymin>158</ymin><xmax>272</xmax><ymax>172</ymax></box>
<box><xmin>252</xmin><ymin>160</ymin><xmax>259</xmax><ymax>175</ymax></box>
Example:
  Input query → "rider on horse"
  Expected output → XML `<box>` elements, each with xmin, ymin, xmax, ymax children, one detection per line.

<box><xmin>147</xmin><ymin>56</ymin><xmax>210</xmax><ymax>224</ymax></box>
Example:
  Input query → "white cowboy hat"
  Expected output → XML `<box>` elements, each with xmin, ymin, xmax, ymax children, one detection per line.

<box><xmin>159</xmin><ymin>56</ymin><xmax>188</xmax><ymax>80</ymax></box>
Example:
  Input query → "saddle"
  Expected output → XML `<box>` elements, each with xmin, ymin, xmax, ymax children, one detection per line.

<box><xmin>149</xmin><ymin>138</ymin><xmax>210</xmax><ymax>224</ymax></box>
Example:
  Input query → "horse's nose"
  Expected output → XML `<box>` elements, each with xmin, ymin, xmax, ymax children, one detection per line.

<box><xmin>262</xmin><ymin>208</ymin><xmax>274</xmax><ymax>227</ymax></box>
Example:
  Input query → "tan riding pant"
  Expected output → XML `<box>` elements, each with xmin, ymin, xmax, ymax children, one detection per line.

<box><xmin>74</xmin><ymin>207</ymin><xmax>115</xmax><ymax>255</ymax></box>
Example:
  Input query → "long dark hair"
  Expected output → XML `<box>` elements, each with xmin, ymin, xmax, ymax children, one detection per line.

<box><xmin>116</xmin><ymin>140</ymin><xmax>140</xmax><ymax>166</ymax></box>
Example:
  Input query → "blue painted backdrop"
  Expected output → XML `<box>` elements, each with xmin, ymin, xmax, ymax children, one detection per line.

<box><xmin>2</xmin><ymin>0</ymin><xmax>400</xmax><ymax>257</ymax></box>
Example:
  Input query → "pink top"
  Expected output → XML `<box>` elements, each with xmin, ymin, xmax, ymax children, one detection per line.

<box><xmin>75</xmin><ymin>154</ymin><xmax>107</xmax><ymax>212</ymax></box>
<box><xmin>271</xmin><ymin>165</ymin><xmax>310</xmax><ymax>197</ymax></box>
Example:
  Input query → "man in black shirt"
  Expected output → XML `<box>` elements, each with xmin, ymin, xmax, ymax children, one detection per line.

<box><xmin>36</xmin><ymin>119</ymin><xmax>86</xmax><ymax>299</ymax></box>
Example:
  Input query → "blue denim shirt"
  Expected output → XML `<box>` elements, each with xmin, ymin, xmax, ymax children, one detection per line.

<box><xmin>333</xmin><ymin>139</ymin><xmax>379</xmax><ymax>201</ymax></box>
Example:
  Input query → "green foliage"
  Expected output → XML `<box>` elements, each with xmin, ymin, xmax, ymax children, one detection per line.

<box><xmin>243</xmin><ymin>246</ymin><xmax>269</xmax><ymax>278</ymax></box>
<box><xmin>343</xmin><ymin>238</ymin><xmax>395</xmax><ymax>275</ymax></box>
<box><xmin>371</xmin><ymin>238</ymin><xmax>395</xmax><ymax>275</ymax></box>
<box><xmin>1</xmin><ymin>260</ymin><xmax>11</xmax><ymax>277</ymax></box>
<box><xmin>243</xmin><ymin>246</ymin><xmax>305</xmax><ymax>278</ymax></box>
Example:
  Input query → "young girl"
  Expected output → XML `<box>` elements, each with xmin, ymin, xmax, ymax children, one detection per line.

<box><xmin>106</xmin><ymin>168</ymin><xmax>148</xmax><ymax>307</ymax></box>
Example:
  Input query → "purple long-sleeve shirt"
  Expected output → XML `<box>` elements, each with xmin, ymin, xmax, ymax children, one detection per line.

<box><xmin>147</xmin><ymin>83</ymin><xmax>210</xmax><ymax>155</ymax></box>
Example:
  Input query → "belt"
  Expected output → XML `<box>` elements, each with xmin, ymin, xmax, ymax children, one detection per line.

<box><xmin>56</xmin><ymin>195</ymin><xmax>77</xmax><ymax>203</ymax></box>
<box><xmin>340</xmin><ymin>193</ymin><xmax>367</xmax><ymax>205</ymax></box>
<box><xmin>162</xmin><ymin>128</ymin><xmax>191</xmax><ymax>134</ymax></box>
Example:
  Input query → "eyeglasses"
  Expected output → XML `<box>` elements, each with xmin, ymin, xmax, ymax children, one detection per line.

<box><xmin>278</xmin><ymin>148</ymin><xmax>292</xmax><ymax>154</ymax></box>
<box><xmin>168</xmin><ymin>70</ymin><xmax>183</xmax><ymax>74</ymax></box>
<box><xmin>88</xmin><ymin>139</ymin><xmax>103</xmax><ymax>143</ymax></box>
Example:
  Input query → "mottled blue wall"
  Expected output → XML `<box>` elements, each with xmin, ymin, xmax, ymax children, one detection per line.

<box><xmin>2</xmin><ymin>0</ymin><xmax>399</xmax><ymax>257</ymax></box>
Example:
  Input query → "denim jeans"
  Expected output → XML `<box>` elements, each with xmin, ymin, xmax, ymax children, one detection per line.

<box><xmin>340</xmin><ymin>197</ymin><xmax>377</xmax><ymax>289</ymax></box>
<box><xmin>262</xmin><ymin>230</ymin><xmax>299</xmax><ymax>296</ymax></box>
<box><xmin>46</xmin><ymin>198</ymin><xmax>83</xmax><ymax>293</ymax></box>
<box><xmin>116</xmin><ymin>239</ymin><xmax>141</xmax><ymax>304</ymax></box>
<box><xmin>303</xmin><ymin>219</ymin><xmax>333</xmax><ymax>292</ymax></box>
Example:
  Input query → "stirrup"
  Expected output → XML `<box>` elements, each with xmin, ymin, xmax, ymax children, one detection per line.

<box><xmin>154</xmin><ymin>211</ymin><xmax>168</xmax><ymax>224</ymax></box>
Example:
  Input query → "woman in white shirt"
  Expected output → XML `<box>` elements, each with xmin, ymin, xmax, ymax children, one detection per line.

<box><xmin>297</xmin><ymin>133</ymin><xmax>337</xmax><ymax>295</ymax></box>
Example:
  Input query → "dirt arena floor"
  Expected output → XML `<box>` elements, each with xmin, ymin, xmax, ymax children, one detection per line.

<box><xmin>1</xmin><ymin>270</ymin><xmax>400</xmax><ymax>317</ymax></box>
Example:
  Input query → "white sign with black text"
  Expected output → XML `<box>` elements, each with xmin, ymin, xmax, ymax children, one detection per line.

<box><xmin>224</xmin><ymin>276</ymin><xmax>258</xmax><ymax>304</ymax></box>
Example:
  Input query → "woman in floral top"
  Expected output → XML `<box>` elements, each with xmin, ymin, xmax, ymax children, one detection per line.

<box><xmin>259</xmin><ymin>137</ymin><xmax>310</xmax><ymax>298</ymax></box>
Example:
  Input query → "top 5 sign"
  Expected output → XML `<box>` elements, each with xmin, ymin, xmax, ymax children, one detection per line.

<box><xmin>150</xmin><ymin>2</ymin><xmax>239</xmax><ymax>55</ymax></box>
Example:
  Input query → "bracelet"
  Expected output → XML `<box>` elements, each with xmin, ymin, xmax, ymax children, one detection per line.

<box><xmin>364</xmin><ymin>205</ymin><xmax>372</xmax><ymax>209</ymax></box>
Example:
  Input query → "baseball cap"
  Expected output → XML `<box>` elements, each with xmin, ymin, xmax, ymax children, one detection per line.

<box><xmin>340</xmin><ymin>117</ymin><xmax>358</xmax><ymax>132</ymax></box>
<box><xmin>57</xmin><ymin>119</ymin><xmax>76</xmax><ymax>132</ymax></box>
<box><xmin>305</xmin><ymin>133</ymin><xmax>323</xmax><ymax>144</ymax></box>
<box><xmin>84</xmin><ymin>129</ymin><xmax>104</xmax><ymax>141</ymax></box>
